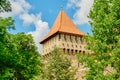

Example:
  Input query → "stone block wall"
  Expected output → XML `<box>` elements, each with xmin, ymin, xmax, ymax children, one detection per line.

<box><xmin>42</xmin><ymin>33</ymin><xmax>89</xmax><ymax>55</ymax></box>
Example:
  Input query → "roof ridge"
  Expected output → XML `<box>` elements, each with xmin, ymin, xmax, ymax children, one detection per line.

<box><xmin>58</xmin><ymin>10</ymin><xmax>62</xmax><ymax>32</ymax></box>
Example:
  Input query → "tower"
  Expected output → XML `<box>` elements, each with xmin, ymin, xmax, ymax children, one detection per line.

<box><xmin>40</xmin><ymin>10</ymin><xmax>89</xmax><ymax>56</ymax></box>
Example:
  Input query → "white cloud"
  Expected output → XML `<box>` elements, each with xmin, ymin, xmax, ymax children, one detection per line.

<box><xmin>20</xmin><ymin>13</ymin><xmax>50</xmax><ymax>53</ymax></box>
<box><xmin>67</xmin><ymin>0</ymin><xmax>94</xmax><ymax>25</ymax></box>
<box><xmin>19</xmin><ymin>13</ymin><xmax>39</xmax><ymax>25</ymax></box>
<box><xmin>0</xmin><ymin>0</ymin><xmax>31</xmax><ymax>17</ymax></box>
<box><xmin>27</xmin><ymin>14</ymin><xmax>49</xmax><ymax>53</ymax></box>
<box><xmin>0</xmin><ymin>0</ymin><xmax>50</xmax><ymax>53</ymax></box>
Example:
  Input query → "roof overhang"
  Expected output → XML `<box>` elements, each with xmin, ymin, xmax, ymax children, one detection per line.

<box><xmin>40</xmin><ymin>31</ymin><xmax>84</xmax><ymax>44</ymax></box>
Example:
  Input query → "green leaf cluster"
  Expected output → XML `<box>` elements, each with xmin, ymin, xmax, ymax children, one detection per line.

<box><xmin>0</xmin><ymin>0</ymin><xmax>11</xmax><ymax>12</ymax></box>
<box><xmin>41</xmin><ymin>48</ymin><xmax>75</xmax><ymax>80</ymax></box>
<box><xmin>0</xmin><ymin>17</ymin><xmax>41</xmax><ymax>80</ymax></box>
<box><xmin>0</xmin><ymin>1</ymin><xmax>42</xmax><ymax>79</ymax></box>
<box><xmin>77</xmin><ymin>0</ymin><xmax>120</xmax><ymax>80</ymax></box>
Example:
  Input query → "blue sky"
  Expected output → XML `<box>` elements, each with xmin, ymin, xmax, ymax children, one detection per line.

<box><xmin>0</xmin><ymin>0</ymin><xmax>93</xmax><ymax>52</ymax></box>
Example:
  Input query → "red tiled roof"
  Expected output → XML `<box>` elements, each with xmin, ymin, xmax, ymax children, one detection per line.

<box><xmin>40</xmin><ymin>10</ymin><xmax>85</xmax><ymax>44</ymax></box>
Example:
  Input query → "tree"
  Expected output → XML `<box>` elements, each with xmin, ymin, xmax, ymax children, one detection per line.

<box><xmin>12</xmin><ymin>33</ymin><xmax>41</xmax><ymax>79</ymax></box>
<box><xmin>0</xmin><ymin>0</ymin><xmax>11</xmax><ymax>12</ymax></box>
<box><xmin>77</xmin><ymin>0</ymin><xmax>120</xmax><ymax>80</ymax></box>
<box><xmin>0</xmin><ymin>24</ymin><xmax>42</xmax><ymax>79</ymax></box>
<box><xmin>0</xmin><ymin>32</ymin><xmax>42</xmax><ymax>80</ymax></box>
<box><xmin>0</xmin><ymin>0</ymin><xmax>42</xmax><ymax>79</ymax></box>
<box><xmin>42</xmin><ymin>48</ymin><xmax>75</xmax><ymax>80</ymax></box>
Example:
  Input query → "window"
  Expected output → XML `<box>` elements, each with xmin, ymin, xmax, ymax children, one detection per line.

<box><xmin>75</xmin><ymin>50</ymin><xmax>78</xmax><ymax>53</ymax></box>
<box><xmin>67</xmin><ymin>44</ymin><xmax>69</xmax><ymax>47</ymax></box>
<box><xmin>76</xmin><ymin>45</ymin><xmax>77</xmax><ymax>48</ymax></box>
<box><xmin>63</xmin><ymin>48</ymin><xmax>65</xmax><ymax>53</ymax></box>
<box><xmin>80</xmin><ymin>37</ymin><xmax>84</xmax><ymax>44</ymax></box>
<box><xmin>71</xmin><ymin>49</ymin><xmax>73</xmax><ymax>53</ymax></box>
<box><xmin>62</xmin><ymin>43</ymin><xmax>64</xmax><ymax>46</ymax></box>
<box><xmin>64</xmin><ymin>34</ymin><xmax>66</xmax><ymax>41</ymax></box>
<box><xmin>75</xmin><ymin>36</ymin><xmax>77</xmax><ymax>43</ymax></box>
<box><xmin>59</xmin><ymin>34</ymin><xmax>61</xmax><ymax>40</ymax></box>
<box><xmin>70</xmin><ymin>35</ymin><xmax>72</xmax><ymax>42</ymax></box>
<box><xmin>67</xmin><ymin>49</ymin><xmax>70</xmax><ymax>53</ymax></box>
<box><xmin>72</xmin><ymin>44</ymin><xmax>73</xmax><ymax>47</ymax></box>
<box><xmin>54</xmin><ymin>38</ymin><xmax>56</xmax><ymax>43</ymax></box>
<box><xmin>79</xmin><ymin>50</ymin><xmax>81</xmax><ymax>53</ymax></box>
<box><xmin>83</xmin><ymin>51</ymin><xmax>85</xmax><ymax>55</ymax></box>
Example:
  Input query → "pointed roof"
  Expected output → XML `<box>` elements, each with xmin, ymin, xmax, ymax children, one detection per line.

<box><xmin>40</xmin><ymin>10</ymin><xmax>85</xmax><ymax>44</ymax></box>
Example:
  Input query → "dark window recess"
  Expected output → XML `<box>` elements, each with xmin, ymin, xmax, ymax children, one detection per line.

<box><xmin>59</xmin><ymin>34</ymin><xmax>61</xmax><ymax>40</ymax></box>
<box><xmin>64</xmin><ymin>34</ymin><xmax>66</xmax><ymax>41</ymax></box>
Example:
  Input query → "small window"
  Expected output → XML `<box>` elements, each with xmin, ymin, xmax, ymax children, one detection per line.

<box><xmin>71</xmin><ymin>49</ymin><xmax>73</xmax><ymax>53</ymax></box>
<box><xmin>75</xmin><ymin>36</ymin><xmax>77</xmax><ymax>43</ymax></box>
<box><xmin>67</xmin><ymin>49</ymin><xmax>70</xmax><ymax>53</ymax></box>
<box><xmin>59</xmin><ymin>34</ymin><xmax>61</xmax><ymax>40</ymax></box>
<box><xmin>80</xmin><ymin>46</ymin><xmax>81</xmax><ymax>48</ymax></box>
<box><xmin>72</xmin><ymin>45</ymin><xmax>73</xmax><ymax>47</ymax></box>
<box><xmin>83</xmin><ymin>51</ymin><xmax>85</xmax><ymax>55</ymax></box>
<box><xmin>70</xmin><ymin>35</ymin><xmax>72</xmax><ymax>42</ymax></box>
<box><xmin>63</xmin><ymin>43</ymin><xmax>64</xmax><ymax>46</ymax></box>
<box><xmin>63</xmin><ymin>48</ymin><xmax>65</xmax><ymax>53</ymax></box>
<box><xmin>75</xmin><ymin>50</ymin><xmax>77</xmax><ymax>53</ymax></box>
<box><xmin>79</xmin><ymin>50</ymin><xmax>81</xmax><ymax>53</ymax></box>
<box><xmin>64</xmin><ymin>34</ymin><xmax>66</xmax><ymax>41</ymax></box>
<box><xmin>76</xmin><ymin>45</ymin><xmax>77</xmax><ymax>48</ymax></box>
<box><xmin>67</xmin><ymin>44</ymin><xmax>69</xmax><ymax>47</ymax></box>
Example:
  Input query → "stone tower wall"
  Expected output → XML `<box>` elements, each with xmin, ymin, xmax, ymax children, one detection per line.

<box><xmin>42</xmin><ymin>33</ymin><xmax>89</xmax><ymax>56</ymax></box>
<box><xmin>42</xmin><ymin>33</ymin><xmax>90</xmax><ymax>80</ymax></box>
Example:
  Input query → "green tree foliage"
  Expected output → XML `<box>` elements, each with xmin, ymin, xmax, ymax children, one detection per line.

<box><xmin>42</xmin><ymin>48</ymin><xmax>75</xmax><ymax>80</ymax></box>
<box><xmin>0</xmin><ymin>24</ymin><xmax>42</xmax><ymax>79</ymax></box>
<box><xmin>0</xmin><ymin>1</ymin><xmax>41</xmax><ymax>79</ymax></box>
<box><xmin>0</xmin><ymin>0</ymin><xmax>11</xmax><ymax>12</ymax></box>
<box><xmin>77</xmin><ymin>0</ymin><xmax>120</xmax><ymax>80</ymax></box>
<box><xmin>0</xmin><ymin>17</ymin><xmax>15</xmax><ymax>35</ymax></box>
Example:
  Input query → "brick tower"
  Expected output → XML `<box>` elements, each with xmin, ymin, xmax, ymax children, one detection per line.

<box><xmin>40</xmin><ymin>10</ymin><xmax>89</xmax><ymax>56</ymax></box>
<box><xmin>40</xmin><ymin>10</ymin><xmax>91</xmax><ymax>80</ymax></box>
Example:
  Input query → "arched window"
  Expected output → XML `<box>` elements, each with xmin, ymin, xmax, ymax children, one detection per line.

<box><xmin>63</xmin><ymin>48</ymin><xmax>65</xmax><ymax>53</ymax></box>
<box><xmin>71</xmin><ymin>49</ymin><xmax>73</xmax><ymax>53</ymax></box>
<box><xmin>79</xmin><ymin>50</ymin><xmax>81</xmax><ymax>53</ymax></box>
<box><xmin>67</xmin><ymin>49</ymin><xmax>70</xmax><ymax>53</ymax></box>
<box><xmin>83</xmin><ymin>51</ymin><xmax>85</xmax><ymax>55</ymax></box>
<box><xmin>75</xmin><ymin>50</ymin><xmax>78</xmax><ymax>53</ymax></box>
